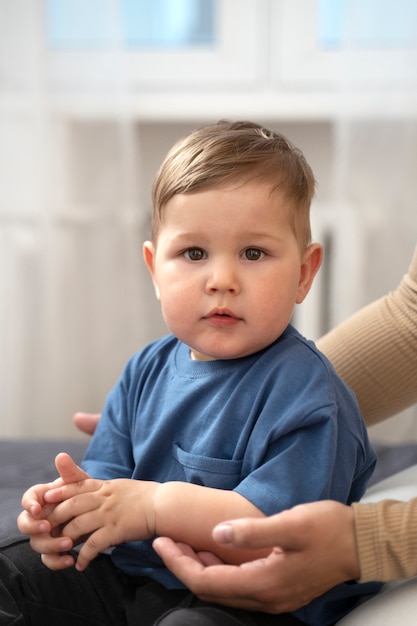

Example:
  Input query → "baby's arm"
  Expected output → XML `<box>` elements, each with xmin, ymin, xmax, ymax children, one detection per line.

<box><xmin>44</xmin><ymin>455</ymin><xmax>267</xmax><ymax>572</ymax></box>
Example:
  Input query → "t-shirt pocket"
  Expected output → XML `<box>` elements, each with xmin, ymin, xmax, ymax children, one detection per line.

<box><xmin>172</xmin><ymin>442</ymin><xmax>243</xmax><ymax>489</ymax></box>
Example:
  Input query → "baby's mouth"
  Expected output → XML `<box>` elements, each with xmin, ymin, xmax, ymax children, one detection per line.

<box><xmin>205</xmin><ymin>308</ymin><xmax>241</xmax><ymax>326</ymax></box>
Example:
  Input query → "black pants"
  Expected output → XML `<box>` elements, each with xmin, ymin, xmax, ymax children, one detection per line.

<box><xmin>0</xmin><ymin>540</ymin><xmax>303</xmax><ymax>626</ymax></box>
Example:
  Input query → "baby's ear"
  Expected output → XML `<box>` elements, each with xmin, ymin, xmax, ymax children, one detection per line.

<box><xmin>295</xmin><ymin>243</ymin><xmax>323</xmax><ymax>304</ymax></box>
<box><xmin>143</xmin><ymin>241</ymin><xmax>160</xmax><ymax>300</ymax></box>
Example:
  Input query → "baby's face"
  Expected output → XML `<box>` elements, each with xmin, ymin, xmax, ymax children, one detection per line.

<box><xmin>144</xmin><ymin>181</ymin><xmax>309</xmax><ymax>361</ymax></box>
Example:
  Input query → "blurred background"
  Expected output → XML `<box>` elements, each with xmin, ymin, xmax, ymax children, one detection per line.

<box><xmin>0</xmin><ymin>0</ymin><xmax>416</xmax><ymax>441</ymax></box>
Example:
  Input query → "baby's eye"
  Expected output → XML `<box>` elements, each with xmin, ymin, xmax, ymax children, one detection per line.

<box><xmin>243</xmin><ymin>248</ymin><xmax>265</xmax><ymax>261</ymax></box>
<box><xmin>184</xmin><ymin>248</ymin><xmax>206</xmax><ymax>261</ymax></box>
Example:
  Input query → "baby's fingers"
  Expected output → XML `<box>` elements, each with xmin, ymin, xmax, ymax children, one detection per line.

<box><xmin>17</xmin><ymin>510</ymin><xmax>51</xmax><ymax>536</ymax></box>
<box><xmin>21</xmin><ymin>477</ymin><xmax>64</xmax><ymax>517</ymax></box>
<box><xmin>41</xmin><ymin>551</ymin><xmax>76</xmax><ymax>571</ymax></box>
<box><xmin>30</xmin><ymin>533</ymin><xmax>73</xmax><ymax>557</ymax></box>
<box><xmin>44</xmin><ymin>478</ymin><xmax>100</xmax><ymax>505</ymax></box>
<box><xmin>75</xmin><ymin>528</ymin><xmax>112</xmax><ymax>572</ymax></box>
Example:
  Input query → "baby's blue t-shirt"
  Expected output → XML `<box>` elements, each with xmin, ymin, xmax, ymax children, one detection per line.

<box><xmin>83</xmin><ymin>325</ymin><xmax>381</xmax><ymax>625</ymax></box>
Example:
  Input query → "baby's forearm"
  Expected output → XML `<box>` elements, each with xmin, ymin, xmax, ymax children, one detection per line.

<box><xmin>153</xmin><ymin>481</ymin><xmax>267</xmax><ymax>564</ymax></box>
<box><xmin>40</xmin><ymin>474</ymin><xmax>268</xmax><ymax>570</ymax></box>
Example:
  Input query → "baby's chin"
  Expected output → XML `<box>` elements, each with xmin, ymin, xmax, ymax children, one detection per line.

<box><xmin>189</xmin><ymin>343</ymin><xmax>269</xmax><ymax>362</ymax></box>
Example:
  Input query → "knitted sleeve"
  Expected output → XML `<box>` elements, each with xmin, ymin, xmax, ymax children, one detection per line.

<box><xmin>352</xmin><ymin>498</ymin><xmax>417</xmax><ymax>581</ymax></box>
<box><xmin>317</xmin><ymin>244</ymin><xmax>417</xmax><ymax>426</ymax></box>
<box><xmin>318</xmin><ymin>245</ymin><xmax>417</xmax><ymax>582</ymax></box>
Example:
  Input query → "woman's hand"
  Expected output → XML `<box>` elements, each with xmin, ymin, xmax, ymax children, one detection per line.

<box><xmin>154</xmin><ymin>500</ymin><xmax>360</xmax><ymax>614</ymax></box>
<box><xmin>73</xmin><ymin>412</ymin><xmax>101</xmax><ymax>436</ymax></box>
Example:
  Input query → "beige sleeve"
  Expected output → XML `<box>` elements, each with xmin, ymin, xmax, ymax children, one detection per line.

<box><xmin>352</xmin><ymin>498</ymin><xmax>417</xmax><ymax>581</ymax></box>
<box><xmin>317</xmin><ymin>244</ymin><xmax>417</xmax><ymax>426</ymax></box>
<box><xmin>318</xmin><ymin>246</ymin><xmax>417</xmax><ymax>581</ymax></box>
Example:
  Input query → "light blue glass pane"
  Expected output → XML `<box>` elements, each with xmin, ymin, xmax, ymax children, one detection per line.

<box><xmin>45</xmin><ymin>0</ymin><xmax>116</xmax><ymax>47</ymax></box>
<box><xmin>318</xmin><ymin>0</ymin><xmax>417</xmax><ymax>49</ymax></box>
<box><xmin>317</xmin><ymin>0</ymin><xmax>345</xmax><ymax>48</ymax></box>
<box><xmin>45</xmin><ymin>0</ymin><xmax>215</xmax><ymax>48</ymax></box>
<box><xmin>122</xmin><ymin>0</ymin><xmax>215</xmax><ymax>47</ymax></box>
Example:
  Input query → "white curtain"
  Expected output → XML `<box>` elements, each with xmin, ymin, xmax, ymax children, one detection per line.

<box><xmin>0</xmin><ymin>1</ymin><xmax>162</xmax><ymax>438</ymax></box>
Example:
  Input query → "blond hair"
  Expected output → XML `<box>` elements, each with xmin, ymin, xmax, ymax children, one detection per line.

<box><xmin>151</xmin><ymin>120</ymin><xmax>315</xmax><ymax>251</ymax></box>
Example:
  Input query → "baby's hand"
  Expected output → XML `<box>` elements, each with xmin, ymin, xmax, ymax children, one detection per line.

<box><xmin>19</xmin><ymin>476</ymin><xmax>62</xmax><ymax>529</ymax></box>
<box><xmin>44</xmin><ymin>475</ymin><xmax>158</xmax><ymax>571</ymax></box>
<box><xmin>17</xmin><ymin>453</ymin><xmax>91</xmax><ymax>570</ymax></box>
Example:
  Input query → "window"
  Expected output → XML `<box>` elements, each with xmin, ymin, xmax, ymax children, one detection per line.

<box><xmin>46</xmin><ymin>0</ymin><xmax>215</xmax><ymax>48</ymax></box>
<box><xmin>318</xmin><ymin>0</ymin><xmax>417</xmax><ymax>49</ymax></box>
<box><xmin>271</xmin><ymin>0</ymin><xmax>417</xmax><ymax>87</ymax></box>
<box><xmin>45</xmin><ymin>0</ymin><xmax>265</xmax><ymax>91</ymax></box>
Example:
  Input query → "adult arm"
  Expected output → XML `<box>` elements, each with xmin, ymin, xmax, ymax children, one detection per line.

<box><xmin>154</xmin><ymin>500</ymin><xmax>359</xmax><ymax>614</ymax></box>
<box><xmin>317</xmin><ymin>244</ymin><xmax>417</xmax><ymax>426</ymax></box>
<box><xmin>353</xmin><ymin>498</ymin><xmax>417</xmax><ymax>582</ymax></box>
<box><xmin>319</xmin><ymin>244</ymin><xmax>417</xmax><ymax>582</ymax></box>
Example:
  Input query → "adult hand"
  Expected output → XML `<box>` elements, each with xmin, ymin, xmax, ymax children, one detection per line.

<box><xmin>153</xmin><ymin>500</ymin><xmax>360</xmax><ymax>614</ymax></box>
<box><xmin>73</xmin><ymin>412</ymin><xmax>101</xmax><ymax>436</ymax></box>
